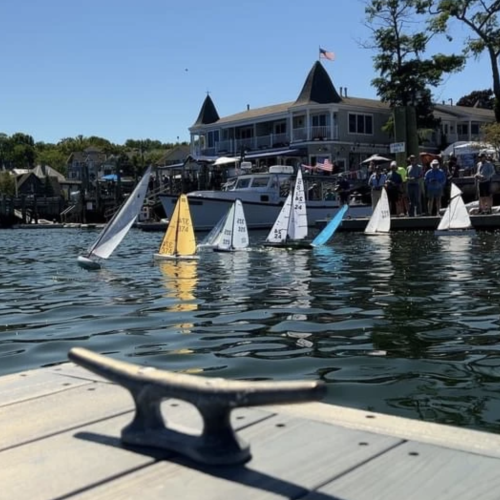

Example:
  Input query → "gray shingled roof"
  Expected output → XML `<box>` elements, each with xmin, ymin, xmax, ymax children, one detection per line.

<box><xmin>292</xmin><ymin>61</ymin><xmax>342</xmax><ymax>105</ymax></box>
<box><xmin>433</xmin><ymin>103</ymin><xmax>495</xmax><ymax>120</ymax></box>
<box><xmin>192</xmin><ymin>95</ymin><xmax>220</xmax><ymax>126</ymax></box>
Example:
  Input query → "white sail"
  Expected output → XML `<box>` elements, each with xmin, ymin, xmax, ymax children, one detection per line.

<box><xmin>86</xmin><ymin>166</ymin><xmax>152</xmax><ymax>260</ymax></box>
<box><xmin>265</xmin><ymin>193</ymin><xmax>292</xmax><ymax>243</ymax></box>
<box><xmin>365</xmin><ymin>187</ymin><xmax>390</xmax><ymax>234</ymax></box>
<box><xmin>437</xmin><ymin>183</ymin><xmax>472</xmax><ymax>231</ymax></box>
<box><xmin>450</xmin><ymin>182</ymin><xmax>463</xmax><ymax>200</ymax></box>
<box><xmin>214</xmin><ymin>203</ymin><xmax>236</xmax><ymax>251</ymax></box>
<box><xmin>231</xmin><ymin>199</ymin><xmax>249</xmax><ymax>249</ymax></box>
<box><xmin>288</xmin><ymin>168</ymin><xmax>308</xmax><ymax>241</ymax></box>
<box><xmin>197</xmin><ymin>209</ymin><xmax>228</xmax><ymax>249</ymax></box>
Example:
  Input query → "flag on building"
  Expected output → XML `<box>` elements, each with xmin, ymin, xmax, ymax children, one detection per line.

<box><xmin>317</xmin><ymin>159</ymin><xmax>333</xmax><ymax>172</ymax></box>
<box><xmin>301</xmin><ymin>163</ymin><xmax>316</xmax><ymax>172</ymax></box>
<box><xmin>319</xmin><ymin>47</ymin><xmax>335</xmax><ymax>61</ymax></box>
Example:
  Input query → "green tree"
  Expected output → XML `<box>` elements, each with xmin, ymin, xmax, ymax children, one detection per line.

<box><xmin>430</xmin><ymin>1</ymin><xmax>500</xmax><ymax>121</ymax></box>
<box><xmin>365</xmin><ymin>0</ymin><xmax>465</xmax><ymax>131</ymax></box>
<box><xmin>9</xmin><ymin>133</ymin><xmax>36</xmax><ymax>168</ymax></box>
<box><xmin>35</xmin><ymin>144</ymin><xmax>68</xmax><ymax>174</ymax></box>
<box><xmin>456</xmin><ymin>88</ymin><xmax>495</xmax><ymax>108</ymax></box>
<box><xmin>482</xmin><ymin>122</ymin><xmax>500</xmax><ymax>155</ymax></box>
<box><xmin>0</xmin><ymin>171</ymin><xmax>15</xmax><ymax>196</ymax></box>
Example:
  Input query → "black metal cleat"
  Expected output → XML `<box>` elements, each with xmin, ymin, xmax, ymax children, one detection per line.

<box><xmin>68</xmin><ymin>347</ymin><xmax>326</xmax><ymax>466</ymax></box>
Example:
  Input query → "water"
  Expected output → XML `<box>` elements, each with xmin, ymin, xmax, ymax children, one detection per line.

<box><xmin>2</xmin><ymin>227</ymin><xmax>500</xmax><ymax>433</ymax></box>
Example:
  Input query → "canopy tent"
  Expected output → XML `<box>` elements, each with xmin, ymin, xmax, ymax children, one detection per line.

<box><xmin>361</xmin><ymin>154</ymin><xmax>392</xmax><ymax>164</ymax></box>
<box><xmin>443</xmin><ymin>141</ymin><xmax>496</xmax><ymax>157</ymax></box>
<box><xmin>102</xmin><ymin>174</ymin><xmax>118</xmax><ymax>181</ymax></box>
<box><xmin>213</xmin><ymin>156</ymin><xmax>238</xmax><ymax>166</ymax></box>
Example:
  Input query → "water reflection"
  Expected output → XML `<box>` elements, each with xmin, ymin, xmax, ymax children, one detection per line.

<box><xmin>5</xmin><ymin>229</ymin><xmax>500</xmax><ymax>433</ymax></box>
<box><xmin>157</xmin><ymin>260</ymin><xmax>198</xmax><ymax>332</ymax></box>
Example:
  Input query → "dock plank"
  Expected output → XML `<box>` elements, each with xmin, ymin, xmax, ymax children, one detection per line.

<box><xmin>0</xmin><ymin>363</ymin><xmax>108</xmax><ymax>408</ymax></box>
<box><xmin>0</xmin><ymin>395</ymin><xmax>270</xmax><ymax>500</ymax></box>
<box><xmin>71</xmin><ymin>414</ymin><xmax>402</xmax><ymax>500</ymax></box>
<box><xmin>0</xmin><ymin>382</ymin><xmax>131</xmax><ymax>451</ymax></box>
<box><xmin>310</xmin><ymin>441</ymin><xmax>500</xmax><ymax>500</ymax></box>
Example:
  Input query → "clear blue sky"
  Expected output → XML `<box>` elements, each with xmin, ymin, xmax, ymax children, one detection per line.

<box><xmin>0</xmin><ymin>0</ymin><xmax>491</xmax><ymax>145</ymax></box>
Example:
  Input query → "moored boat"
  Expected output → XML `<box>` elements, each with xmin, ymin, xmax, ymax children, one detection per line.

<box><xmin>159</xmin><ymin>165</ymin><xmax>372</xmax><ymax>231</ymax></box>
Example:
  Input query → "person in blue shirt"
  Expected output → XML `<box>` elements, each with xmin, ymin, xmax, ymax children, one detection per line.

<box><xmin>424</xmin><ymin>159</ymin><xmax>446</xmax><ymax>215</ymax></box>
<box><xmin>368</xmin><ymin>166</ymin><xmax>387</xmax><ymax>209</ymax></box>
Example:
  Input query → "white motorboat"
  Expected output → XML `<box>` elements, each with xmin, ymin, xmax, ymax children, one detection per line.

<box><xmin>159</xmin><ymin>165</ymin><xmax>372</xmax><ymax>231</ymax></box>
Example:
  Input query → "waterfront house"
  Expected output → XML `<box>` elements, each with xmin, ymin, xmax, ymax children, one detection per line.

<box><xmin>189</xmin><ymin>61</ymin><xmax>496</xmax><ymax>174</ymax></box>
<box><xmin>66</xmin><ymin>147</ymin><xmax>107</xmax><ymax>183</ymax></box>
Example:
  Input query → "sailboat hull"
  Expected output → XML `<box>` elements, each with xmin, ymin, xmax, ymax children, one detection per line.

<box><xmin>262</xmin><ymin>240</ymin><xmax>312</xmax><ymax>249</ymax></box>
<box><xmin>434</xmin><ymin>229</ymin><xmax>476</xmax><ymax>236</ymax></box>
<box><xmin>153</xmin><ymin>253</ymin><xmax>199</xmax><ymax>261</ymax></box>
<box><xmin>77</xmin><ymin>256</ymin><xmax>102</xmax><ymax>270</ymax></box>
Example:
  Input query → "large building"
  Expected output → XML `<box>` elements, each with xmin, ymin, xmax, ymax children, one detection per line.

<box><xmin>189</xmin><ymin>61</ymin><xmax>495</xmax><ymax>172</ymax></box>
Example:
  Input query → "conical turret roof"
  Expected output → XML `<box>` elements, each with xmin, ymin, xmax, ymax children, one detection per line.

<box><xmin>294</xmin><ymin>61</ymin><xmax>342</xmax><ymax>105</ymax></box>
<box><xmin>192</xmin><ymin>94</ymin><xmax>220</xmax><ymax>126</ymax></box>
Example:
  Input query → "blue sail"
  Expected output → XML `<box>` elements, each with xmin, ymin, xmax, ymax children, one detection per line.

<box><xmin>311</xmin><ymin>204</ymin><xmax>348</xmax><ymax>247</ymax></box>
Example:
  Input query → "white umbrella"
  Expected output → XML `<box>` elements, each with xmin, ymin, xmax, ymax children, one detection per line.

<box><xmin>213</xmin><ymin>156</ymin><xmax>238</xmax><ymax>166</ymax></box>
<box><xmin>361</xmin><ymin>154</ymin><xmax>392</xmax><ymax>164</ymax></box>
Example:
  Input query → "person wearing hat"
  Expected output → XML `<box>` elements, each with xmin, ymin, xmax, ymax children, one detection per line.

<box><xmin>424</xmin><ymin>159</ymin><xmax>446</xmax><ymax>215</ymax></box>
<box><xmin>475</xmin><ymin>153</ymin><xmax>495</xmax><ymax>214</ymax></box>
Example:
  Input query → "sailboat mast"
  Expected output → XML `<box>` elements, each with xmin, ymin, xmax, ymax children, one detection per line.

<box><xmin>230</xmin><ymin>202</ymin><xmax>237</xmax><ymax>249</ymax></box>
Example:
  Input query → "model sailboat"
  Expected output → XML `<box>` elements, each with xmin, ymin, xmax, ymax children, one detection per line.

<box><xmin>211</xmin><ymin>199</ymin><xmax>249</xmax><ymax>252</ymax></box>
<box><xmin>77</xmin><ymin>166</ymin><xmax>152</xmax><ymax>269</ymax></box>
<box><xmin>435</xmin><ymin>183</ymin><xmax>474</xmax><ymax>235</ymax></box>
<box><xmin>311</xmin><ymin>204</ymin><xmax>349</xmax><ymax>247</ymax></box>
<box><xmin>154</xmin><ymin>194</ymin><xmax>198</xmax><ymax>260</ymax></box>
<box><xmin>263</xmin><ymin>168</ymin><xmax>308</xmax><ymax>248</ymax></box>
<box><xmin>364</xmin><ymin>187</ymin><xmax>391</xmax><ymax>235</ymax></box>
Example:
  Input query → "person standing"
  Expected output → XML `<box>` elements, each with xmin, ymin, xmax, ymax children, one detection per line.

<box><xmin>335</xmin><ymin>173</ymin><xmax>351</xmax><ymax>204</ymax></box>
<box><xmin>396</xmin><ymin>163</ymin><xmax>409</xmax><ymax>216</ymax></box>
<box><xmin>385</xmin><ymin>161</ymin><xmax>403</xmax><ymax>215</ymax></box>
<box><xmin>475</xmin><ymin>153</ymin><xmax>496</xmax><ymax>214</ymax></box>
<box><xmin>406</xmin><ymin>157</ymin><xmax>423</xmax><ymax>217</ymax></box>
<box><xmin>424</xmin><ymin>159</ymin><xmax>446</xmax><ymax>215</ymax></box>
<box><xmin>368</xmin><ymin>165</ymin><xmax>386</xmax><ymax>209</ymax></box>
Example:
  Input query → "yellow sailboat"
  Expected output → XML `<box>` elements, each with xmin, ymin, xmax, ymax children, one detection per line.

<box><xmin>154</xmin><ymin>194</ymin><xmax>198</xmax><ymax>260</ymax></box>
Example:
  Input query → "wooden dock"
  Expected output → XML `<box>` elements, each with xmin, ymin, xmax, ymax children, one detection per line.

<box><xmin>2</xmin><ymin>356</ymin><xmax>500</xmax><ymax>499</ymax></box>
<box><xmin>316</xmin><ymin>213</ymin><xmax>500</xmax><ymax>231</ymax></box>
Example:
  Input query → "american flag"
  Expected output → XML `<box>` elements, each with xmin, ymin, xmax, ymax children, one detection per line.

<box><xmin>301</xmin><ymin>163</ymin><xmax>316</xmax><ymax>171</ymax></box>
<box><xmin>317</xmin><ymin>159</ymin><xmax>333</xmax><ymax>172</ymax></box>
<box><xmin>319</xmin><ymin>47</ymin><xmax>335</xmax><ymax>61</ymax></box>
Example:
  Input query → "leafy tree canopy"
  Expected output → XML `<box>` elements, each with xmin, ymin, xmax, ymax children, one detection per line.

<box><xmin>0</xmin><ymin>132</ymin><xmax>185</xmax><ymax>172</ymax></box>
<box><xmin>365</xmin><ymin>0</ymin><xmax>465</xmax><ymax>130</ymax></box>
<box><xmin>456</xmin><ymin>89</ymin><xmax>495</xmax><ymax>108</ymax></box>
<box><xmin>430</xmin><ymin>0</ymin><xmax>500</xmax><ymax>121</ymax></box>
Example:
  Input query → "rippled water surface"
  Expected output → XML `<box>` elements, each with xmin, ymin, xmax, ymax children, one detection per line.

<box><xmin>2</xmin><ymin>227</ymin><xmax>500</xmax><ymax>432</ymax></box>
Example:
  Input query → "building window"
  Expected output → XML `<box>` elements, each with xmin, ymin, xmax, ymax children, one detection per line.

<box><xmin>457</xmin><ymin>124</ymin><xmax>468</xmax><ymax>135</ymax></box>
<box><xmin>471</xmin><ymin>123</ymin><xmax>480</xmax><ymax>135</ymax></box>
<box><xmin>311</xmin><ymin>114</ymin><xmax>327</xmax><ymax>127</ymax></box>
<box><xmin>348</xmin><ymin>113</ymin><xmax>373</xmax><ymax>135</ymax></box>
<box><xmin>239</xmin><ymin>128</ymin><xmax>253</xmax><ymax>139</ymax></box>
<box><xmin>274</xmin><ymin>122</ymin><xmax>286</xmax><ymax>134</ymax></box>
<box><xmin>207</xmin><ymin>130</ymin><xmax>219</xmax><ymax>148</ymax></box>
